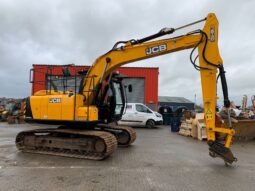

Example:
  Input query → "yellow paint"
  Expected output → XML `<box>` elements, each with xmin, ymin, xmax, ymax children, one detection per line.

<box><xmin>214</xmin><ymin>128</ymin><xmax>235</xmax><ymax>148</ymax></box>
<box><xmin>76</xmin><ymin>106</ymin><xmax>98</xmax><ymax>121</ymax></box>
<box><xmin>30</xmin><ymin>93</ymin><xmax>98</xmax><ymax>121</ymax></box>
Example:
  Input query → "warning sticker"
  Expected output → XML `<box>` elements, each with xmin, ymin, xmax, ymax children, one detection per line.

<box><xmin>205</xmin><ymin>110</ymin><xmax>213</xmax><ymax>120</ymax></box>
<box><xmin>205</xmin><ymin>102</ymin><xmax>213</xmax><ymax>120</ymax></box>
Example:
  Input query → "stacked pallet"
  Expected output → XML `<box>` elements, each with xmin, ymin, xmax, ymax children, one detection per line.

<box><xmin>179</xmin><ymin>113</ymin><xmax>207</xmax><ymax>140</ymax></box>
<box><xmin>179</xmin><ymin>119</ymin><xmax>192</xmax><ymax>137</ymax></box>
<box><xmin>191</xmin><ymin>113</ymin><xmax>207</xmax><ymax>141</ymax></box>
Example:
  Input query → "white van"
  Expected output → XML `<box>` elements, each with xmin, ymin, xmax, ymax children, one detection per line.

<box><xmin>117</xmin><ymin>103</ymin><xmax>163</xmax><ymax>128</ymax></box>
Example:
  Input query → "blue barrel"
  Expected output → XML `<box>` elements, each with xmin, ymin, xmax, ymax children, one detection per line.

<box><xmin>170</xmin><ymin>117</ymin><xmax>180</xmax><ymax>132</ymax></box>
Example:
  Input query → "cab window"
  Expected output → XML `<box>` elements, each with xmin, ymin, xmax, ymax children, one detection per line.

<box><xmin>135</xmin><ymin>104</ymin><xmax>152</xmax><ymax>113</ymax></box>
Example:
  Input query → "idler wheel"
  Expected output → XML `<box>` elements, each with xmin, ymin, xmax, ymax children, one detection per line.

<box><xmin>117</xmin><ymin>131</ymin><xmax>130</xmax><ymax>145</ymax></box>
<box><xmin>94</xmin><ymin>139</ymin><xmax>106</xmax><ymax>153</ymax></box>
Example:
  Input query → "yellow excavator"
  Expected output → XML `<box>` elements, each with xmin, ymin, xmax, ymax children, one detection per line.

<box><xmin>16</xmin><ymin>13</ymin><xmax>237</xmax><ymax>164</ymax></box>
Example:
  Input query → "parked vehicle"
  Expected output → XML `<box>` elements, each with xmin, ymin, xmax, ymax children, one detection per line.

<box><xmin>117</xmin><ymin>103</ymin><xmax>163</xmax><ymax>128</ymax></box>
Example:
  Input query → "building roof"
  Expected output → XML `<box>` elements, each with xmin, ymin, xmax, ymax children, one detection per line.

<box><xmin>33</xmin><ymin>64</ymin><xmax>158</xmax><ymax>70</ymax></box>
<box><xmin>158</xmin><ymin>96</ymin><xmax>194</xmax><ymax>104</ymax></box>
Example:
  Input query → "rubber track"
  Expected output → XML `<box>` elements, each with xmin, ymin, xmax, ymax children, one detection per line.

<box><xmin>96</xmin><ymin>124</ymin><xmax>136</xmax><ymax>146</ymax></box>
<box><xmin>16</xmin><ymin>128</ymin><xmax>117</xmax><ymax>160</ymax></box>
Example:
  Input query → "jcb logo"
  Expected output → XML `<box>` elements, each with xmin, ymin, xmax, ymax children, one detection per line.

<box><xmin>146</xmin><ymin>44</ymin><xmax>167</xmax><ymax>55</ymax></box>
<box><xmin>49</xmin><ymin>98</ymin><xmax>61</xmax><ymax>103</ymax></box>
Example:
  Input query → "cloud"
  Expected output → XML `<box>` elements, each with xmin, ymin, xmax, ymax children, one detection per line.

<box><xmin>0</xmin><ymin>0</ymin><xmax>254</xmax><ymax>106</ymax></box>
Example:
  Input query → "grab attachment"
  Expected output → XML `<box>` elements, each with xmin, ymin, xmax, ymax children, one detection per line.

<box><xmin>208</xmin><ymin>140</ymin><xmax>237</xmax><ymax>164</ymax></box>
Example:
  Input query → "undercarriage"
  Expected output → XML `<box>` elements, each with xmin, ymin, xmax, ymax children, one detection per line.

<box><xmin>16</xmin><ymin>124</ymin><xmax>136</xmax><ymax>160</ymax></box>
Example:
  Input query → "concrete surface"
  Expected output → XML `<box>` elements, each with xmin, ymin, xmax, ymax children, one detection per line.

<box><xmin>0</xmin><ymin>123</ymin><xmax>255</xmax><ymax>191</ymax></box>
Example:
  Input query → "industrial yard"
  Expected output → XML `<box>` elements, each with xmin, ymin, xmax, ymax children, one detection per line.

<box><xmin>0</xmin><ymin>123</ymin><xmax>255</xmax><ymax>191</ymax></box>
<box><xmin>1</xmin><ymin>1</ymin><xmax>255</xmax><ymax>191</ymax></box>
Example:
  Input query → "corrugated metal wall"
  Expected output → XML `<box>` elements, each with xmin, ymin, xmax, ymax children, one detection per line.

<box><xmin>32</xmin><ymin>65</ymin><xmax>159</xmax><ymax>110</ymax></box>
<box><xmin>122</xmin><ymin>78</ymin><xmax>145</xmax><ymax>103</ymax></box>
<box><xmin>116</xmin><ymin>67</ymin><xmax>158</xmax><ymax>110</ymax></box>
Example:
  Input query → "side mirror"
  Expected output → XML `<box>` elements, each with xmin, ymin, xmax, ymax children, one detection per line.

<box><xmin>128</xmin><ymin>84</ymin><xmax>132</xmax><ymax>92</ymax></box>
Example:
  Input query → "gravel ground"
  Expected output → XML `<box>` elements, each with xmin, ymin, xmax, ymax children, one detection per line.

<box><xmin>0</xmin><ymin>123</ymin><xmax>255</xmax><ymax>191</ymax></box>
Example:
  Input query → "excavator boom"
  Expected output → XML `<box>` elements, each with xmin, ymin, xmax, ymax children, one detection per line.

<box><xmin>81</xmin><ymin>13</ymin><xmax>236</xmax><ymax>163</ymax></box>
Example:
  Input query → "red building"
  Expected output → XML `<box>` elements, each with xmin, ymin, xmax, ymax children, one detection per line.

<box><xmin>31</xmin><ymin>64</ymin><xmax>159</xmax><ymax>110</ymax></box>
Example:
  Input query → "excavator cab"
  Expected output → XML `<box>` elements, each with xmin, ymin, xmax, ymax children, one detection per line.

<box><xmin>96</xmin><ymin>74</ymin><xmax>126</xmax><ymax>123</ymax></box>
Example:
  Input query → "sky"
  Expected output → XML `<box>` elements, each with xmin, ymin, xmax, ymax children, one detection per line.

<box><xmin>0</xmin><ymin>0</ymin><xmax>255</xmax><ymax>106</ymax></box>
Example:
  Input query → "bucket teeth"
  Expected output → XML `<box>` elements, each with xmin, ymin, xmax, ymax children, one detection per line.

<box><xmin>208</xmin><ymin>141</ymin><xmax>237</xmax><ymax>164</ymax></box>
